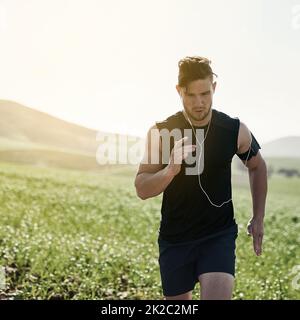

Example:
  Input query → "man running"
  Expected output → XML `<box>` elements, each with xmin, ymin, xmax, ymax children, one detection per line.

<box><xmin>134</xmin><ymin>56</ymin><xmax>267</xmax><ymax>300</ymax></box>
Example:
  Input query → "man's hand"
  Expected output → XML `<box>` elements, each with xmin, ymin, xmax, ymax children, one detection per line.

<box><xmin>247</xmin><ymin>217</ymin><xmax>264</xmax><ymax>256</ymax></box>
<box><xmin>166</xmin><ymin>137</ymin><xmax>196</xmax><ymax>177</ymax></box>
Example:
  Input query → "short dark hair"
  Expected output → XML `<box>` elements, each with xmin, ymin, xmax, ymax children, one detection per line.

<box><xmin>177</xmin><ymin>56</ymin><xmax>217</xmax><ymax>88</ymax></box>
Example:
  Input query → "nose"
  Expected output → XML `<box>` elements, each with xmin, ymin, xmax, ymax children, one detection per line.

<box><xmin>194</xmin><ymin>95</ymin><xmax>205</xmax><ymax>106</ymax></box>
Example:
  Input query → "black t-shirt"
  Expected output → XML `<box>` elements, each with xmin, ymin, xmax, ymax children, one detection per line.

<box><xmin>155</xmin><ymin>108</ymin><xmax>260</xmax><ymax>243</ymax></box>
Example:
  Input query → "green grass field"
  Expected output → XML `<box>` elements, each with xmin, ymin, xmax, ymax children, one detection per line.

<box><xmin>0</xmin><ymin>161</ymin><xmax>299</xmax><ymax>300</ymax></box>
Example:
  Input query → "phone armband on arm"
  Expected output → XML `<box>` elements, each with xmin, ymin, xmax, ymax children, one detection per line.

<box><xmin>236</xmin><ymin>132</ymin><xmax>261</xmax><ymax>161</ymax></box>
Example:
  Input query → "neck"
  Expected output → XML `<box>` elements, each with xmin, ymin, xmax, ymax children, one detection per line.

<box><xmin>183</xmin><ymin>108</ymin><xmax>212</xmax><ymax>127</ymax></box>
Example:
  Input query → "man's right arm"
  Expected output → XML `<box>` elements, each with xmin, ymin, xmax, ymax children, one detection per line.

<box><xmin>134</xmin><ymin>125</ymin><xmax>195</xmax><ymax>200</ymax></box>
<box><xmin>135</xmin><ymin>166</ymin><xmax>176</xmax><ymax>200</ymax></box>
<box><xmin>134</xmin><ymin>124</ymin><xmax>173</xmax><ymax>200</ymax></box>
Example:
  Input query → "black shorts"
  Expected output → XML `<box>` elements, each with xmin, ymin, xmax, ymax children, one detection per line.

<box><xmin>157</xmin><ymin>223</ymin><xmax>238</xmax><ymax>297</ymax></box>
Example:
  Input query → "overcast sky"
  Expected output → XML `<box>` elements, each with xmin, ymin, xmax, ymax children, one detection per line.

<box><xmin>0</xmin><ymin>0</ymin><xmax>299</xmax><ymax>144</ymax></box>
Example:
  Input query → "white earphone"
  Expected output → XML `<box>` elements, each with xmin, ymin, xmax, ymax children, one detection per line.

<box><xmin>183</xmin><ymin>108</ymin><xmax>252</xmax><ymax>208</ymax></box>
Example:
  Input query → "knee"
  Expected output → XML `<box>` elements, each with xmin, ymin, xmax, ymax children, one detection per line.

<box><xmin>164</xmin><ymin>290</ymin><xmax>193</xmax><ymax>300</ymax></box>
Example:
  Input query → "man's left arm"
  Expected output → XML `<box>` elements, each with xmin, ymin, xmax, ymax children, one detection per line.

<box><xmin>237</xmin><ymin>122</ymin><xmax>268</xmax><ymax>256</ymax></box>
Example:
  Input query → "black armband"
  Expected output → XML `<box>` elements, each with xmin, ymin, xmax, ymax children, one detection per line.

<box><xmin>236</xmin><ymin>132</ymin><xmax>261</xmax><ymax>161</ymax></box>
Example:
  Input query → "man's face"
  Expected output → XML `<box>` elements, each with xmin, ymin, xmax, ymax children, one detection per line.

<box><xmin>176</xmin><ymin>77</ymin><xmax>216</xmax><ymax>123</ymax></box>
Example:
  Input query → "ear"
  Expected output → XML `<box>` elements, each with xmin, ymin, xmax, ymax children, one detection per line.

<box><xmin>212</xmin><ymin>81</ymin><xmax>217</xmax><ymax>92</ymax></box>
<box><xmin>176</xmin><ymin>85</ymin><xmax>183</xmax><ymax>97</ymax></box>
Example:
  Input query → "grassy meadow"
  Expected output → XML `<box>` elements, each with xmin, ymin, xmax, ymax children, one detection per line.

<box><xmin>0</xmin><ymin>161</ymin><xmax>299</xmax><ymax>300</ymax></box>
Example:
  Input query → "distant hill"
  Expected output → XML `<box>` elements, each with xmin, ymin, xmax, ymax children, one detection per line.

<box><xmin>0</xmin><ymin>100</ymin><xmax>104</xmax><ymax>155</ymax></box>
<box><xmin>0</xmin><ymin>100</ymin><xmax>143</xmax><ymax>170</ymax></box>
<box><xmin>261</xmin><ymin>136</ymin><xmax>300</xmax><ymax>158</ymax></box>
